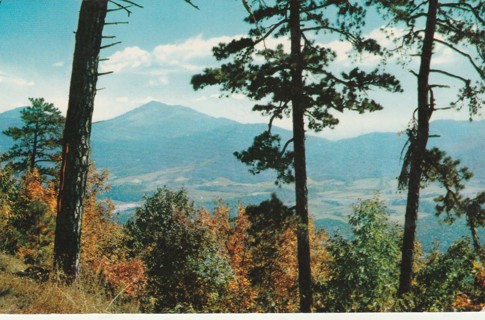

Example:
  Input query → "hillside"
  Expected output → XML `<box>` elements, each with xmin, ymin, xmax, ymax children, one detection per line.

<box><xmin>0</xmin><ymin>253</ymin><xmax>138</xmax><ymax>313</ymax></box>
<box><xmin>0</xmin><ymin>107</ymin><xmax>24</xmax><ymax>151</ymax></box>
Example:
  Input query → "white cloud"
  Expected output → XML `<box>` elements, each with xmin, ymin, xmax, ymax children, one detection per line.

<box><xmin>137</xmin><ymin>96</ymin><xmax>161</xmax><ymax>105</ymax></box>
<box><xmin>52</xmin><ymin>61</ymin><xmax>65</xmax><ymax>67</ymax></box>
<box><xmin>99</xmin><ymin>35</ymin><xmax>243</xmax><ymax>87</ymax></box>
<box><xmin>322</xmin><ymin>40</ymin><xmax>353</xmax><ymax>64</ymax></box>
<box><xmin>192</xmin><ymin>95</ymin><xmax>208</xmax><ymax>102</ymax></box>
<box><xmin>433</xmin><ymin>47</ymin><xmax>455</xmax><ymax>65</ymax></box>
<box><xmin>148</xmin><ymin>76</ymin><xmax>169</xmax><ymax>86</ymax></box>
<box><xmin>231</xmin><ymin>93</ymin><xmax>248</xmax><ymax>100</ymax></box>
<box><xmin>102</xmin><ymin>34</ymin><xmax>241</xmax><ymax>74</ymax></box>
<box><xmin>0</xmin><ymin>71</ymin><xmax>35</xmax><ymax>87</ymax></box>
<box><xmin>152</xmin><ymin>34</ymin><xmax>237</xmax><ymax>65</ymax></box>
<box><xmin>101</xmin><ymin>46</ymin><xmax>151</xmax><ymax>73</ymax></box>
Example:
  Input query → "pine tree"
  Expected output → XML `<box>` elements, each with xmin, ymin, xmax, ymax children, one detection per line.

<box><xmin>53</xmin><ymin>0</ymin><xmax>109</xmax><ymax>283</ymax></box>
<box><xmin>53</xmin><ymin>0</ymin><xmax>144</xmax><ymax>282</ymax></box>
<box><xmin>371</xmin><ymin>0</ymin><xmax>484</xmax><ymax>296</ymax></box>
<box><xmin>1</xmin><ymin>97</ymin><xmax>64</xmax><ymax>178</ymax></box>
<box><xmin>192</xmin><ymin>0</ymin><xmax>401</xmax><ymax>311</ymax></box>
<box><xmin>54</xmin><ymin>0</ymin><xmax>196</xmax><ymax>283</ymax></box>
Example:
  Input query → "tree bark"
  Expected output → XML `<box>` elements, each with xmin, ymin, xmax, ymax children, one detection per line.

<box><xmin>54</xmin><ymin>0</ymin><xmax>108</xmax><ymax>283</ymax></box>
<box><xmin>289</xmin><ymin>0</ymin><xmax>312</xmax><ymax>312</ymax></box>
<box><xmin>31</xmin><ymin>126</ymin><xmax>38</xmax><ymax>173</ymax></box>
<box><xmin>469</xmin><ymin>217</ymin><xmax>481</xmax><ymax>256</ymax></box>
<box><xmin>398</xmin><ymin>0</ymin><xmax>438</xmax><ymax>297</ymax></box>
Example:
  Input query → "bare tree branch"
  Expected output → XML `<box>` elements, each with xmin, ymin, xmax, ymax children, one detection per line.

<box><xmin>434</xmin><ymin>38</ymin><xmax>485</xmax><ymax>79</ymax></box>
<box><xmin>430</xmin><ymin>69</ymin><xmax>471</xmax><ymax>84</ymax></box>
<box><xmin>100</xmin><ymin>41</ymin><xmax>122</xmax><ymax>50</ymax></box>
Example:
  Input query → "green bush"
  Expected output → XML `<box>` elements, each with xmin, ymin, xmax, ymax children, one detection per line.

<box><xmin>124</xmin><ymin>187</ymin><xmax>232</xmax><ymax>312</ymax></box>
<box><xmin>319</xmin><ymin>196</ymin><xmax>401</xmax><ymax>312</ymax></box>
<box><xmin>413</xmin><ymin>238</ymin><xmax>481</xmax><ymax>311</ymax></box>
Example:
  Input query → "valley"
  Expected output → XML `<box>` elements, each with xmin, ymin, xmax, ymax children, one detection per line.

<box><xmin>1</xmin><ymin>101</ymin><xmax>484</xmax><ymax>251</ymax></box>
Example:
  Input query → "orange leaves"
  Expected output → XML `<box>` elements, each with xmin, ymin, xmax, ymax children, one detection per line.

<box><xmin>80</xmin><ymin>165</ymin><xmax>147</xmax><ymax>299</ymax></box>
<box><xmin>81</xmin><ymin>166</ymin><xmax>119</xmax><ymax>267</ymax></box>
<box><xmin>451</xmin><ymin>261</ymin><xmax>485</xmax><ymax>311</ymax></box>
<box><xmin>222</xmin><ymin>207</ymin><xmax>257</xmax><ymax>312</ymax></box>
<box><xmin>20</xmin><ymin>169</ymin><xmax>57</xmax><ymax>214</ymax></box>
<box><xmin>196</xmin><ymin>203</ymin><xmax>331</xmax><ymax>312</ymax></box>
<box><xmin>100</xmin><ymin>259</ymin><xmax>147</xmax><ymax>298</ymax></box>
<box><xmin>14</xmin><ymin>169</ymin><xmax>57</xmax><ymax>265</ymax></box>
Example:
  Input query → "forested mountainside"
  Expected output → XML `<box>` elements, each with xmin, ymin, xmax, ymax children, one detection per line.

<box><xmin>2</xmin><ymin>102</ymin><xmax>484</xmax><ymax>251</ymax></box>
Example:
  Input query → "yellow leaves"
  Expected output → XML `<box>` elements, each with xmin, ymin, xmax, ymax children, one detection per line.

<box><xmin>9</xmin><ymin>169</ymin><xmax>58</xmax><ymax>265</ymax></box>
<box><xmin>20</xmin><ymin>169</ymin><xmax>57</xmax><ymax>215</ymax></box>
<box><xmin>78</xmin><ymin>165</ymin><xmax>148</xmax><ymax>299</ymax></box>
<box><xmin>450</xmin><ymin>261</ymin><xmax>485</xmax><ymax>311</ymax></box>
<box><xmin>196</xmin><ymin>204</ymin><xmax>331</xmax><ymax>312</ymax></box>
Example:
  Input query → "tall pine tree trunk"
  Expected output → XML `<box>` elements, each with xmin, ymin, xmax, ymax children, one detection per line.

<box><xmin>469</xmin><ymin>218</ymin><xmax>481</xmax><ymax>256</ymax></box>
<box><xmin>289</xmin><ymin>0</ymin><xmax>312</xmax><ymax>312</ymax></box>
<box><xmin>54</xmin><ymin>0</ymin><xmax>108</xmax><ymax>282</ymax></box>
<box><xmin>398</xmin><ymin>0</ymin><xmax>438</xmax><ymax>296</ymax></box>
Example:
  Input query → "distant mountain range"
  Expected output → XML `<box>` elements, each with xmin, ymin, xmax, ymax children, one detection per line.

<box><xmin>1</xmin><ymin>101</ymin><xmax>484</xmax><ymax>250</ymax></box>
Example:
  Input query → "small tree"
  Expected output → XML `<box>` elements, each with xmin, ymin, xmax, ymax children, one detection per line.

<box><xmin>1</xmin><ymin>98</ymin><xmax>64</xmax><ymax>178</ymax></box>
<box><xmin>124</xmin><ymin>187</ymin><xmax>232</xmax><ymax>312</ymax></box>
<box><xmin>414</xmin><ymin>239</ymin><xmax>483</xmax><ymax>311</ymax></box>
<box><xmin>245</xmin><ymin>194</ymin><xmax>300</xmax><ymax>312</ymax></box>
<box><xmin>320</xmin><ymin>197</ymin><xmax>401</xmax><ymax>312</ymax></box>
<box><xmin>418</xmin><ymin>148</ymin><xmax>485</xmax><ymax>256</ymax></box>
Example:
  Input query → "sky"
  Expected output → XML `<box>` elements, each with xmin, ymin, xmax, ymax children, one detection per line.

<box><xmin>0</xmin><ymin>0</ymin><xmax>482</xmax><ymax>140</ymax></box>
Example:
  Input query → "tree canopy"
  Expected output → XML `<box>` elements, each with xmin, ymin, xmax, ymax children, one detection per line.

<box><xmin>1</xmin><ymin>98</ymin><xmax>64</xmax><ymax>178</ymax></box>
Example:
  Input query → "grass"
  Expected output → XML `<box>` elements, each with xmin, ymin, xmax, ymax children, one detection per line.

<box><xmin>0</xmin><ymin>252</ymin><xmax>140</xmax><ymax>314</ymax></box>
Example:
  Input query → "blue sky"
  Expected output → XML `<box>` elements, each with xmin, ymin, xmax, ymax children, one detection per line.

<box><xmin>0</xmin><ymin>0</ymin><xmax>481</xmax><ymax>139</ymax></box>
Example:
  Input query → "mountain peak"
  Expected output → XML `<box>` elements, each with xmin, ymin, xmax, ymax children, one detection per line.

<box><xmin>92</xmin><ymin>101</ymin><xmax>238</xmax><ymax>141</ymax></box>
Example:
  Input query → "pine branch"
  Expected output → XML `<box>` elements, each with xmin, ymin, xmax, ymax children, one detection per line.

<box><xmin>105</xmin><ymin>22</ymin><xmax>129</xmax><ymax>25</ymax></box>
<box><xmin>120</xmin><ymin>0</ymin><xmax>143</xmax><ymax>9</ymax></box>
<box><xmin>183</xmin><ymin>0</ymin><xmax>199</xmax><ymax>10</ymax></box>
<box><xmin>429</xmin><ymin>84</ymin><xmax>450</xmax><ymax>89</ymax></box>
<box><xmin>280</xmin><ymin>138</ymin><xmax>294</xmax><ymax>156</ymax></box>
<box><xmin>100</xmin><ymin>41</ymin><xmax>122</xmax><ymax>50</ymax></box>
<box><xmin>108</xmin><ymin>0</ymin><xmax>134</xmax><ymax>15</ymax></box>
<box><xmin>254</xmin><ymin>18</ymin><xmax>287</xmax><ymax>46</ymax></box>
<box><xmin>439</xmin><ymin>2</ymin><xmax>485</xmax><ymax>24</ymax></box>
<box><xmin>242</xmin><ymin>0</ymin><xmax>269</xmax><ymax>53</ymax></box>
<box><xmin>433</xmin><ymin>38</ymin><xmax>485</xmax><ymax>79</ymax></box>
<box><xmin>107</xmin><ymin>5</ymin><xmax>133</xmax><ymax>14</ymax></box>
<box><xmin>429</xmin><ymin>69</ymin><xmax>471</xmax><ymax>84</ymax></box>
<box><xmin>267</xmin><ymin>102</ymin><xmax>288</xmax><ymax>133</ymax></box>
<box><xmin>97</xmin><ymin>71</ymin><xmax>114</xmax><ymax>76</ymax></box>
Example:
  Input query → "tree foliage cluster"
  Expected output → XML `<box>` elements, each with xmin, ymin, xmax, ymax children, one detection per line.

<box><xmin>1</xmin><ymin>98</ymin><xmax>64</xmax><ymax>178</ymax></box>
<box><xmin>1</xmin><ymin>150</ymin><xmax>483</xmax><ymax>312</ymax></box>
<box><xmin>123</xmin><ymin>189</ymin><xmax>330</xmax><ymax>312</ymax></box>
<box><xmin>0</xmin><ymin>104</ymin><xmax>145</xmax><ymax>298</ymax></box>
<box><xmin>115</xmin><ymin>188</ymin><xmax>484</xmax><ymax>312</ymax></box>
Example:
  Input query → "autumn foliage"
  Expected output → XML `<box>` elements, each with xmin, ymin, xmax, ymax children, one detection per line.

<box><xmin>1</xmin><ymin>168</ymin><xmax>483</xmax><ymax>313</ymax></box>
<box><xmin>80</xmin><ymin>167</ymin><xmax>146</xmax><ymax>298</ymax></box>
<box><xmin>124</xmin><ymin>189</ymin><xmax>332</xmax><ymax>312</ymax></box>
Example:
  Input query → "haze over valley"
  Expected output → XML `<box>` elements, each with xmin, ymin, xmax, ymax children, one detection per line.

<box><xmin>1</xmin><ymin>101</ymin><xmax>484</xmax><ymax>250</ymax></box>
